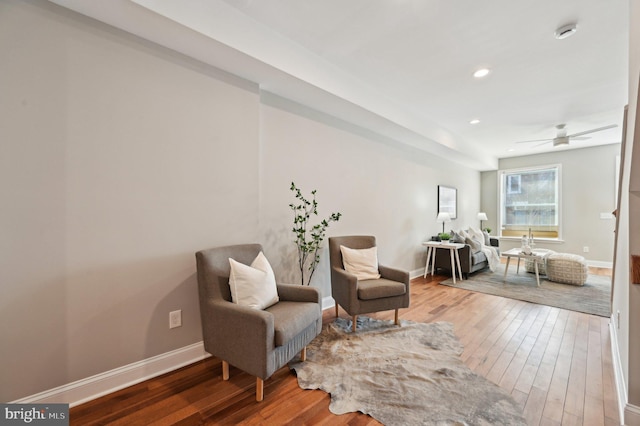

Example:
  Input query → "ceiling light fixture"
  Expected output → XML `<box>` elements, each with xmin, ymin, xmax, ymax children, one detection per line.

<box><xmin>470</xmin><ymin>119</ymin><xmax>480</xmax><ymax>125</ymax></box>
<box><xmin>554</xmin><ymin>23</ymin><xmax>578</xmax><ymax>40</ymax></box>
<box><xmin>473</xmin><ymin>68</ymin><xmax>490</xmax><ymax>78</ymax></box>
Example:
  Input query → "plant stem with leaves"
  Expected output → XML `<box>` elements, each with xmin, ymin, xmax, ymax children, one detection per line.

<box><xmin>289</xmin><ymin>182</ymin><xmax>341</xmax><ymax>285</ymax></box>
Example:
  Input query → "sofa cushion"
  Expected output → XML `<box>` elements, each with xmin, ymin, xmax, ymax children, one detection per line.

<box><xmin>471</xmin><ymin>251</ymin><xmax>487</xmax><ymax>265</ymax></box>
<box><xmin>266</xmin><ymin>301</ymin><xmax>320</xmax><ymax>347</ymax></box>
<box><xmin>357</xmin><ymin>278</ymin><xmax>406</xmax><ymax>300</ymax></box>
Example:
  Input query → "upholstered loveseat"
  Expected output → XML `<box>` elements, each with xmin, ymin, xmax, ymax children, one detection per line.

<box><xmin>433</xmin><ymin>237</ymin><xmax>500</xmax><ymax>277</ymax></box>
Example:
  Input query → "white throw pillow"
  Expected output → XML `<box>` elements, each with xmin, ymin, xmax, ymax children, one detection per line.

<box><xmin>468</xmin><ymin>227</ymin><xmax>485</xmax><ymax>245</ymax></box>
<box><xmin>482</xmin><ymin>230</ymin><xmax>491</xmax><ymax>246</ymax></box>
<box><xmin>340</xmin><ymin>245</ymin><xmax>381</xmax><ymax>280</ymax></box>
<box><xmin>228</xmin><ymin>251</ymin><xmax>279</xmax><ymax>310</ymax></box>
<box><xmin>465</xmin><ymin>237</ymin><xmax>483</xmax><ymax>254</ymax></box>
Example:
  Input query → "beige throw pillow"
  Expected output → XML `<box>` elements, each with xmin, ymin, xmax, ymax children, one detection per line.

<box><xmin>228</xmin><ymin>251</ymin><xmax>279</xmax><ymax>310</ymax></box>
<box><xmin>465</xmin><ymin>237</ymin><xmax>483</xmax><ymax>254</ymax></box>
<box><xmin>468</xmin><ymin>227</ymin><xmax>485</xmax><ymax>244</ymax></box>
<box><xmin>482</xmin><ymin>230</ymin><xmax>491</xmax><ymax>245</ymax></box>
<box><xmin>340</xmin><ymin>245</ymin><xmax>381</xmax><ymax>280</ymax></box>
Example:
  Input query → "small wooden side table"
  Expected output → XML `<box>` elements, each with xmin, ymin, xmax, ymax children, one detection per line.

<box><xmin>422</xmin><ymin>241</ymin><xmax>465</xmax><ymax>283</ymax></box>
<box><xmin>502</xmin><ymin>248</ymin><xmax>544</xmax><ymax>286</ymax></box>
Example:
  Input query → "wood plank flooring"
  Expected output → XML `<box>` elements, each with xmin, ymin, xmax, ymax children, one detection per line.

<box><xmin>70</xmin><ymin>268</ymin><xmax>618</xmax><ymax>425</ymax></box>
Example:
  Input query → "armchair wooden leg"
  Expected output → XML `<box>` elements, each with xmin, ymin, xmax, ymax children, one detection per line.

<box><xmin>335</xmin><ymin>303</ymin><xmax>339</xmax><ymax>317</ymax></box>
<box><xmin>395</xmin><ymin>309</ymin><xmax>400</xmax><ymax>326</ymax></box>
<box><xmin>256</xmin><ymin>377</ymin><xmax>264</xmax><ymax>402</ymax></box>
<box><xmin>222</xmin><ymin>360</ymin><xmax>229</xmax><ymax>381</ymax></box>
<box><xmin>300</xmin><ymin>346</ymin><xmax>307</xmax><ymax>362</ymax></box>
<box><xmin>352</xmin><ymin>315</ymin><xmax>357</xmax><ymax>332</ymax></box>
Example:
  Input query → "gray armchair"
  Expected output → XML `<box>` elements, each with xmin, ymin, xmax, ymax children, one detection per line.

<box><xmin>195</xmin><ymin>244</ymin><xmax>322</xmax><ymax>401</ymax></box>
<box><xmin>328</xmin><ymin>236</ymin><xmax>410</xmax><ymax>332</ymax></box>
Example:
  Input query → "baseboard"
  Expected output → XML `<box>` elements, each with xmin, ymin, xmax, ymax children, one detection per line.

<box><xmin>626</xmin><ymin>403</ymin><xmax>640</xmax><ymax>426</ymax></box>
<box><xmin>13</xmin><ymin>295</ymin><xmax>351</xmax><ymax>407</ymax></box>
<box><xmin>12</xmin><ymin>278</ymin><xmax>619</xmax><ymax>410</ymax></box>
<box><xmin>322</xmin><ymin>295</ymin><xmax>335</xmax><ymax>310</ymax></box>
<box><xmin>587</xmin><ymin>260</ymin><xmax>613</xmax><ymax>268</ymax></box>
<box><xmin>410</xmin><ymin>268</ymin><xmax>425</xmax><ymax>279</ymax></box>
<box><xmin>11</xmin><ymin>342</ymin><xmax>210</xmax><ymax>407</ymax></box>
<box><xmin>609</xmin><ymin>316</ymin><xmax>628</xmax><ymax>424</ymax></box>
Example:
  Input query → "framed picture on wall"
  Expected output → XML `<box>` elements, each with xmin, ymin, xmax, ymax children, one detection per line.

<box><xmin>438</xmin><ymin>185</ymin><xmax>457</xmax><ymax>219</ymax></box>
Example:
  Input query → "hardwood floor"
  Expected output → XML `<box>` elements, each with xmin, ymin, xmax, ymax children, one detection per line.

<box><xmin>70</xmin><ymin>269</ymin><xmax>618</xmax><ymax>425</ymax></box>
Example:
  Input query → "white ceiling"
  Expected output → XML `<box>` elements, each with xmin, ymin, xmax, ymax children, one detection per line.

<box><xmin>49</xmin><ymin>0</ymin><xmax>629</xmax><ymax>170</ymax></box>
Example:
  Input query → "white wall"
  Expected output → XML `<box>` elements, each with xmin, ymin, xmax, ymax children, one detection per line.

<box><xmin>481</xmin><ymin>144</ymin><xmax>620</xmax><ymax>265</ymax></box>
<box><xmin>627</xmin><ymin>1</ymin><xmax>640</xmax><ymax>415</ymax></box>
<box><xmin>1</xmin><ymin>0</ymin><xmax>260</xmax><ymax>402</ymax></box>
<box><xmin>0</xmin><ymin>0</ymin><xmax>483</xmax><ymax>402</ymax></box>
<box><xmin>258</xmin><ymin>94</ymin><xmax>481</xmax><ymax>297</ymax></box>
<box><xmin>611</xmin><ymin>1</ymin><xmax>640</xmax><ymax>423</ymax></box>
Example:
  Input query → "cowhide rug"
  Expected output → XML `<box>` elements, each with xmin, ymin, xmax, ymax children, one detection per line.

<box><xmin>289</xmin><ymin>316</ymin><xmax>527</xmax><ymax>426</ymax></box>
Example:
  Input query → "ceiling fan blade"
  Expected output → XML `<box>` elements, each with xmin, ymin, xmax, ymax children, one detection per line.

<box><xmin>533</xmin><ymin>140</ymin><xmax>552</xmax><ymax>148</ymax></box>
<box><xmin>515</xmin><ymin>138</ymin><xmax>554</xmax><ymax>144</ymax></box>
<box><xmin>567</xmin><ymin>124</ymin><xmax>617</xmax><ymax>138</ymax></box>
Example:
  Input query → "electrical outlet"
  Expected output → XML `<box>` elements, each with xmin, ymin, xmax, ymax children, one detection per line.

<box><xmin>583</xmin><ymin>246</ymin><xmax>589</xmax><ymax>253</ymax></box>
<box><xmin>169</xmin><ymin>310</ymin><xmax>182</xmax><ymax>329</ymax></box>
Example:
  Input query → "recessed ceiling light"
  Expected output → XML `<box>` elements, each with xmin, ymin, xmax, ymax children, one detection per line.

<box><xmin>473</xmin><ymin>68</ymin><xmax>490</xmax><ymax>78</ymax></box>
<box><xmin>470</xmin><ymin>119</ymin><xmax>480</xmax><ymax>125</ymax></box>
<box><xmin>507</xmin><ymin>148</ymin><xmax>516</xmax><ymax>152</ymax></box>
<box><xmin>555</xmin><ymin>23</ymin><xmax>578</xmax><ymax>40</ymax></box>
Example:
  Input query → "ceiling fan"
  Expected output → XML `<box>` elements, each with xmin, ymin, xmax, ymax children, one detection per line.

<box><xmin>515</xmin><ymin>123</ymin><xmax>618</xmax><ymax>147</ymax></box>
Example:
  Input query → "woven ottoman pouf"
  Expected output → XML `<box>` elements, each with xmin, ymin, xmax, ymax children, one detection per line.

<box><xmin>525</xmin><ymin>249</ymin><xmax>556</xmax><ymax>275</ymax></box>
<box><xmin>546</xmin><ymin>253</ymin><xmax>588</xmax><ymax>285</ymax></box>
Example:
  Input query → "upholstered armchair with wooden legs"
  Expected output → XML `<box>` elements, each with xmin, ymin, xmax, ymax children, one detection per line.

<box><xmin>328</xmin><ymin>236</ymin><xmax>410</xmax><ymax>332</ymax></box>
<box><xmin>195</xmin><ymin>244</ymin><xmax>322</xmax><ymax>401</ymax></box>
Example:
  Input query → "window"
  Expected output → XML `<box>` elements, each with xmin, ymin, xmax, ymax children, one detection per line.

<box><xmin>499</xmin><ymin>165</ymin><xmax>561</xmax><ymax>239</ymax></box>
<box><xmin>506</xmin><ymin>175</ymin><xmax>521</xmax><ymax>194</ymax></box>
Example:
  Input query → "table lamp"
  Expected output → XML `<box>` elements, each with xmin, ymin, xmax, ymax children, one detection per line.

<box><xmin>436</xmin><ymin>212</ymin><xmax>451</xmax><ymax>234</ymax></box>
<box><xmin>477</xmin><ymin>212</ymin><xmax>488</xmax><ymax>230</ymax></box>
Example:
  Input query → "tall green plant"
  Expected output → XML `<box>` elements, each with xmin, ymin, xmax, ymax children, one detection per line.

<box><xmin>289</xmin><ymin>182</ymin><xmax>342</xmax><ymax>285</ymax></box>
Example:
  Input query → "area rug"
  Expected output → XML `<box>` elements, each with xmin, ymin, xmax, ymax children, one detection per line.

<box><xmin>440</xmin><ymin>264</ymin><xmax>611</xmax><ymax>317</ymax></box>
<box><xmin>289</xmin><ymin>316</ymin><xmax>526</xmax><ymax>426</ymax></box>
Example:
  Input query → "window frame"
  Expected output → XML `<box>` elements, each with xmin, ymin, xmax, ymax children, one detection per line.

<box><xmin>497</xmin><ymin>164</ymin><xmax>562</xmax><ymax>241</ymax></box>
